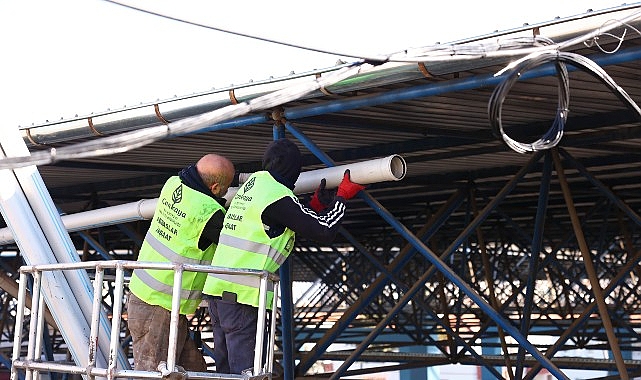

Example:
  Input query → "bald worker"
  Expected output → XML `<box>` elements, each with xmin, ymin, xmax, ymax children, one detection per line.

<box><xmin>127</xmin><ymin>153</ymin><xmax>235</xmax><ymax>373</ymax></box>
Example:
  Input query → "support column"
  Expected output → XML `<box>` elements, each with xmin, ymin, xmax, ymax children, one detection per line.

<box><xmin>481</xmin><ymin>333</ymin><xmax>501</xmax><ymax>380</ymax></box>
<box><xmin>273</xmin><ymin>123</ymin><xmax>295</xmax><ymax>380</ymax></box>
<box><xmin>552</xmin><ymin>149</ymin><xmax>628</xmax><ymax>379</ymax></box>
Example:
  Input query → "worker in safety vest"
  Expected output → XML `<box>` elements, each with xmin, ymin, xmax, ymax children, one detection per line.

<box><xmin>127</xmin><ymin>153</ymin><xmax>235</xmax><ymax>372</ymax></box>
<box><xmin>202</xmin><ymin>138</ymin><xmax>365</xmax><ymax>374</ymax></box>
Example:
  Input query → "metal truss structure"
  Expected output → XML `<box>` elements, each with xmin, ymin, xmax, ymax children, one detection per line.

<box><xmin>2</xmin><ymin>4</ymin><xmax>641</xmax><ymax>380</ymax></box>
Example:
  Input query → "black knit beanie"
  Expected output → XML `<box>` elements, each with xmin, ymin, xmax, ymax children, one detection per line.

<box><xmin>262</xmin><ymin>138</ymin><xmax>302</xmax><ymax>189</ymax></box>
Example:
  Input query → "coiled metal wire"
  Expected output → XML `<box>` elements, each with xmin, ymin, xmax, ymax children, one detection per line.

<box><xmin>489</xmin><ymin>50</ymin><xmax>641</xmax><ymax>153</ymax></box>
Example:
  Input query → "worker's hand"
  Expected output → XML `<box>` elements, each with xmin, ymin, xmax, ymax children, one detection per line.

<box><xmin>336</xmin><ymin>169</ymin><xmax>366</xmax><ymax>200</ymax></box>
<box><xmin>310</xmin><ymin>178</ymin><xmax>332</xmax><ymax>212</ymax></box>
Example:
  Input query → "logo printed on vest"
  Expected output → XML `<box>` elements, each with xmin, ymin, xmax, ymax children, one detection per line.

<box><xmin>172</xmin><ymin>184</ymin><xmax>183</xmax><ymax>204</ymax></box>
<box><xmin>160</xmin><ymin>183</ymin><xmax>187</xmax><ymax>219</ymax></box>
<box><xmin>235</xmin><ymin>177</ymin><xmax>254</xmax><ymax>202</ymax></box>
<box><xmin>244</xmin><ymin>177</ymin><xmax>255</xmax><ymax>193</ymax></box>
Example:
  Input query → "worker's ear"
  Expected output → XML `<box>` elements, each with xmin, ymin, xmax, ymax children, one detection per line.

<box><xmin>209</xmin><ymin>182</ymin><xmax>221</xmax><ymax>196</ymax></box>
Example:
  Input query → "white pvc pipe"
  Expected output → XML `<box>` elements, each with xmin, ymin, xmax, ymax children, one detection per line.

<box><xmin>293</xmin><ymin>154</ymin><xmax>406</xmax><ymax>194</ymax></box>
<box><xmin>0</xmin><ymin>155</ymin><xmax>405</xmax><ymax>244</ymax></box>
<box><xmin>234</xmin><ymin>154</ymin><xmax>406</xmax><ymax>197</ymax></box>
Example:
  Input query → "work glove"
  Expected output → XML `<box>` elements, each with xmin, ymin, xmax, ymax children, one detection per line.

<box><xmin>336</xmin><ymin>169</ymin><xmax>366</xmax><ymax>200</ymax></box>
<box><xmin>310</xmin><ymin>178</ymin><xmax>332</xmax><ymax>212</ymax></box>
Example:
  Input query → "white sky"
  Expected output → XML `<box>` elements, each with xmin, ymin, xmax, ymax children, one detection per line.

<box><xmin>0</xmin><ymin>0</ymin><xmax>633</xmax><ymax>129</ymax></box>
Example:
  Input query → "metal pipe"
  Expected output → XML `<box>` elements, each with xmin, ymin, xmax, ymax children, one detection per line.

<box><xmin>10</xmin><ymin>272</ymin><xmax>28</xmax><ymax>380</ymax></box>
<box><xmin>166</xmin><ymin>266</ymin><xmax>183</xmax><ymax>371</ymax></box>
<box><xmin>523</xmin><ymin>246</ymin><xmax>641</xmax><ymax>379</ymax></box>
<box><xmin>254</xmin><ymin>273</ymin><xmax>268</xmax><ymax>376</ymax></box>
<box><xmin>108</xmin><ymin>265</ymin><xmax>126</xmax><ymax>380</ymax></box>
<box><xmin>90</xmin><ymin>267</ymin><xmax>105</xmax><ymax>371</ymax></box>
<box><xmin>515</xmin><ymin>152</ymin><xmax>552</xmax><ymax>379</ymax></box>
<box><xmin>552</xmin><ymin>149</ymin><xmax>628</xmax><ymax>379</ymax></box>
<box><xmin>273</xmin><ymin>125</ymin><xmax>294</xmax><ymax>380</ymax></box>
<box><xmin>33</xmin><ymin>289</ymin><xmax>46</xmax><ymax>380</ymax></box>
<box><xmin>286</xmin><ymin>46</ymin><xmax>641</xmax><ymax>122</ymax></box>
<box><xmin>25</xmin><ymin>271</ymin><xmax>41</xmax><ymax>380</ymax></box>
<box><xmin>267</xmin><ymin>281</ymin><xmax>279</xmax><ymax>375</ymax></box>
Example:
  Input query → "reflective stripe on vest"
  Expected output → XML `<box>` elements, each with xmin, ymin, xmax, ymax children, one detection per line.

<box><xmin>206</xmin><ymin>272</ymin><xmax>275</xmax><ymax>292</ymax></box>
<box><xmin>132</xmin><ymin>268</ymin><xmax>203</xmax><ymax>301</ymax></box>
<box><xmin>144</xmin><ymin>231</ymin><xmax>212</xmax><ymax>266</ymax></box>
<box><xmin>217</xmin><ymin>234</ymin><xmax>288</xmax><ymax>266</ymax></box>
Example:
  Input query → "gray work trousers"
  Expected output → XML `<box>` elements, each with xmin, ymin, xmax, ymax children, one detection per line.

<box><xmin>126</xmin><ymin>293</ymin><xmax>207</xmax><ymax>372</ymax></box>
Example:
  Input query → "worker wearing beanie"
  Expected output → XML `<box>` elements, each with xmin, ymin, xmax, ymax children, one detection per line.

<box><xmin>202</xmin><ymin>138</ymin><xmax>365</xmax><ymax>375</ymax></box>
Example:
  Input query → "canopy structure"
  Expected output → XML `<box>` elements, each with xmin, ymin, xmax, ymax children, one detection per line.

<box><xmin>2</xmin><ymin>4</ymin><xmax>641</xmax><ymax>379</ymax></box>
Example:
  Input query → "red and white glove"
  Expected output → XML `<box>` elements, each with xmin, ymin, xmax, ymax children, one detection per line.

<box><xmin>336</xmin><ymin>169</ymin><xmax>365</xmax><ymax>200</ymax></box>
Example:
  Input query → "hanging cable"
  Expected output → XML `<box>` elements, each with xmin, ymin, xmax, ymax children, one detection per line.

<box><xmin>489</xmin><ymin>50</ymin><xmax>641</xmax><ymax>153</ymax></box>
<box><xmin>102</xmin><ymin>0</ymin><xmax>390</xmax><ymax>65</ymax></box>
<box><xmin>488</xmin><ymin>50</ymin><xmax>569</xmax><ymax>154</ymax></box>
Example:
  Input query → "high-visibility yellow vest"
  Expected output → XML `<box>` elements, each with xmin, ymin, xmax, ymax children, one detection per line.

<box><xmin>203</xmin><ymin>171</ymin><xmax>295</xmax><ymax>308</ymax></box>
<box><xmin>129</xmin><ymin>176</ymin><xmax>225</xmax><ymax>314</ymax></box>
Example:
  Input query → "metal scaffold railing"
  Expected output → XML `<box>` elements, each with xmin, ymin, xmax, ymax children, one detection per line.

<box><xmin>10</xmin><ymin>260</ymin><xmax>279</xmax><ymax>380</ymax></box>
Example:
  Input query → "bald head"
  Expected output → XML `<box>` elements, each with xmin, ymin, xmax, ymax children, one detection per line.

<box><xmin>196</xmin><ymin>154</ymin><xmax>235</xmax><ymax>198</ymax></box>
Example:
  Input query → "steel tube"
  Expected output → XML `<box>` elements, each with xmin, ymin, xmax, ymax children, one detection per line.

<box><xmin>517</xmin><ymin>152</ymin><xmax>552</xmax><ymax>379</ymax></box>
<box><xmin>90</xmin><ymin>268</ymin><xmax>105</xmax><ymax>370</ymax></box>
<box><xmin>25</xmin><ymin>271</ymin><xmax>41</xmax><ymax>380</ymax></box>
<box><xmin>254</xmin><ymin>274</ymin><xmax>268</xmax><ymax>376</ymax></box>
<box><xmin>108</xmin><ymin>265</ymin><xmax>126</xmax><ymax>379</ymax></box>
<box><xmin>552</xmin><ymin>149</ymin><xmax>628</xmax><ymax>379</ymax></box>
<box><xmin>33</xmin><ymin>289</ymin><xmax>46</xmax><ymax>380</ymax></box>
<box><xmin>267</xmin><ymin>281</ymin><xmax>279</xmax><ymax>375</ymax></box>
<box><xmin>10</xmin><ymin>273</ymin><xmax>28</xmax><ymax>380</ymax></box>
<box><xmin>166</xmin><ymin>267</ymin><xmax>183</xmax><ymax>371</ymax></box>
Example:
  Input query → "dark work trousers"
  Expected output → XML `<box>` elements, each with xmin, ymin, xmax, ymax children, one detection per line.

<box><xmin>208</xmin><ymin>295</ymin><xmax>259</xmax><ymax>374</ymax></box>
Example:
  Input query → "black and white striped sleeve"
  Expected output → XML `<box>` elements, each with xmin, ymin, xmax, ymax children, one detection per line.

<box><xmin>262</xmin><ymin>195</ymin><xmax>346</xmax><ymax>244</ymax></box>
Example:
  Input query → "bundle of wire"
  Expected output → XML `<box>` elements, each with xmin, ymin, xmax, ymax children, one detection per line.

<box><xmin>488</xmin><ymin>50</ymin><xmax>641</xmax><ymax>153</ymax></box>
